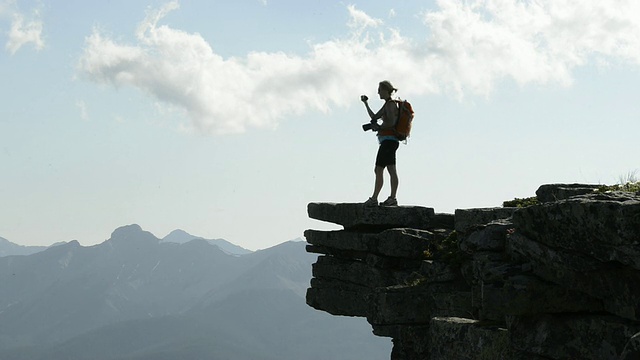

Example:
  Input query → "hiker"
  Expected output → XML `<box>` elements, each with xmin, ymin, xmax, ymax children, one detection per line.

<box><xmin>361</xmin><ymin>80</ymin><xmax>400</xmax><ymax>206</ymax></box>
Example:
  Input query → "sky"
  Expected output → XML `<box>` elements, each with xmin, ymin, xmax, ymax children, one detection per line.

<box><xmin>1</xmin><ymin>0</ymin><xmax>639</xmax><ymax>250</ymax></box>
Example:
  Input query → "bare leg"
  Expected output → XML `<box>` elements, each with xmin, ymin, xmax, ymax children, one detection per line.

<box><xmin>371</xmin><ymin>165</ymin><xmax>385</xmax><ymax>200</ymax></box>
<box><xmin>387</xmin><ymin>165</ymin><xmax>398</xmax><ymax>199</ymax></box>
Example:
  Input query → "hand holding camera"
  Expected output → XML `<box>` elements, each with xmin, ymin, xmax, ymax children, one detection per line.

<box><xmin>362</xmin><ymin>120</ymin><xmax>379</xmax><ymax>132</ymax></box>
<box><xmin>360</xmin><ymin>94</ymin><xmax>378</xmax><ymax>131</ymax></box>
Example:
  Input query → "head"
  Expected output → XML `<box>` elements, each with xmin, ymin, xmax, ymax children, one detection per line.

<box><xmin>377</xmin><ymin>80</ymin><xmax>397</xmax><ymax>100</ymax></box>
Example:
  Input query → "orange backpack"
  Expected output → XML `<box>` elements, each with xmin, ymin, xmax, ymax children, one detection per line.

<box><xmin>393</xmin><ymin>99</ymin><xmax>414</xmax><ymax>141</ymax></box>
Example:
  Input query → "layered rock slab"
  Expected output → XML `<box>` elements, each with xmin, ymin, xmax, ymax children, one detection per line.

<box><xmin>513</xmin><ymin>192</ymin><xmax>640</xmax><ymax>269</ymax></box>
<box><xmin>305</xmin><ymin>202</ymin><xmax>462</xmax><ymax>359</ymax></box>
<box><xmin>305</xmin><ymin>188</ymin><xmax>640</xmax><ymax>360</ymax></box>
<box><xmin>308</xmin><ymin>202</ymin><xmax>444</xmax><ymax>230</ymax></box>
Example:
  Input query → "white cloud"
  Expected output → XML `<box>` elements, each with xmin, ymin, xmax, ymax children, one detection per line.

<box><xmin>5</xmin><ymin>7</ymin><xmax>44</xmax><ymax>54</ymax></box>
<box><xmin>421</xmin><ymin>0</ymin><xmax>640</xmax><ymax>96</ymax></box>
<box><xmin>77</xmin><ymin>1</ymin><xmax>640</xmax><ymax>135</ymax></box>
<box><xmin>346</xmin><ymin>4</ymin><xmax>383</xmax><ymax>32</ymax></box>
<box><xmin>78</xmin><ymin>2</ymin><xmax>378</xmax><ymax>134</ymax></box>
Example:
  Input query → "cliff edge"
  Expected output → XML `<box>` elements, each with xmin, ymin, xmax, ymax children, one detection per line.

<box><xmin>305</xmin><ymin>184</ymin><xmax>640</xmax><ymax>360</ymax></box>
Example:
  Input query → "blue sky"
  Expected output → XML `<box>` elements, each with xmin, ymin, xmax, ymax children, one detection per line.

<box><xmin>1</xmin><ymin>0</ymin><xmax>639</xmax><ymax>250</ymax></box>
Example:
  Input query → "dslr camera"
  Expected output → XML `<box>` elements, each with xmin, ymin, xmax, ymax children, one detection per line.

<box><xmin>362</xmin><ymin>121</ymin><xmax>376</xmax><ymax>132</ymax></box>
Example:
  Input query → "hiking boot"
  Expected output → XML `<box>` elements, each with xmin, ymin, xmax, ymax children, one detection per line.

<box><xmin>380</xmin><ymin>197</ymin><xmax>398</xmax><ymax>206</ymax></box>
<box><xmin>363</xmin><ymin>197</ymin><xmax>378</xmax><ymax>206</ymax></box>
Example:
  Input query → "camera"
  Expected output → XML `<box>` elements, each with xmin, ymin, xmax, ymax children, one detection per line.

<box><xmin>362</xmin><ymin>121</ymin><xmax>376</xmax><ymax>131</ymax></box>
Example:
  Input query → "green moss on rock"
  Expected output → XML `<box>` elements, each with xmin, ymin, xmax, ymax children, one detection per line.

<box><xmin>502</xmin><ymin>196</ymin><xmax>539</xmax><ymax>208</ymax></box>
<box><xmin>597</xmin><ymin>181</ymin><xmax>640</xmax><ymax>194</ymax></box>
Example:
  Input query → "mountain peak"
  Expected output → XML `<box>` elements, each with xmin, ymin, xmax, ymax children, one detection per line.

<box><xmin>109</xmin><ymin>224</ymin><xmax>159</xmax><ymax>244</ymax></box>
<box><xmin>162</xmin><ymin>229</ymin><xmax>201</xmax><ymax>244</ymax></box>
<box><xmin>161</xmin><ymin>229</ymin><xmax>252</xmax><ymax>256</ymax></box>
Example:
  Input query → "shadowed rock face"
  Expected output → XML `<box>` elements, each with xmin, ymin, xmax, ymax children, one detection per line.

<box><xmin>305</xmin><ymin>185</ymin><xmax>640</xmax><ymax>360</ymax></box>
<box><xmin>307</xmin><ymin>202</ymin><xmax>440</xmax><ymax>230</ymax></box>
<box><xmin>513</xmin><ymin>192</ymin><xmax>640</xmax><ymax>269</ymax></box>
<box><xmin>535</xmin><ymin>183</ymin><xmax>602</xmax><ymax>203</ymax></box>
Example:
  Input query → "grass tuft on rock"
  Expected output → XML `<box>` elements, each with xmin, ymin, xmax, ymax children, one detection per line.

<box><xmin>502</xmin><ymin>196</ymin><xmax>539</xmax><ymax>208</ymax></box>
<box><xmin>597</xmin><ymin>181</ymin><xmax>640</xmax><ymax>194</ymax></box>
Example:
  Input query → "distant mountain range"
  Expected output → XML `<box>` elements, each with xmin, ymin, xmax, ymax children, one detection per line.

<box><xmin>0</xmin><ymin>225</ymin><xmax>390</xmax><ymax>360</ymax></box>
<box><xmin>160</xmin><ymin>228</ymin><xmax>253</xmax><ymax>255</ymax></box>
<box><xmin>0</xmin><ymin>236</ymin><xmax>47</xmax><ymax>257</ymax></box>
<box><xmin>0</xmin><ymin>228</ymin><xmax>252</xmax><ymax>258</ymax></box>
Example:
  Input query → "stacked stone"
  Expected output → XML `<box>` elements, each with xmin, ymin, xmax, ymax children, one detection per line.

<box><xmin>444</xmin><ymin>186</ymin><xmax>640</xmax><ymax>359</ymax></box>
<box><xmin>428</xmin><ymin>207</ymin><xmax>522</xmax><ymax>359</ymax></box>
<box><xmin>305</xmin><ymin>202</ymin><xmax>468</xmax><ymax>359</ymax></box>
<box><xmin>507</xmin><ymin>188</ymin><xmax>640</xmax><ymax>359</ymax></box>
<box><xmin>305</xmin><ymin>185</ymin><xmax>640</xmax><ymax>360</ymax></box>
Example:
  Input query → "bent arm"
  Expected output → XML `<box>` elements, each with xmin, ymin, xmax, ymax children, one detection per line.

<box><xmin>364</xmin><ymin>102</ymin><xmax>384</xmax><ymax>121</ymax></box>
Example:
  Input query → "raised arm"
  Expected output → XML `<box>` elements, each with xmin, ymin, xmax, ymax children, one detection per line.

<box><xmin>363</xmin><ymin>99</ymin><xmax>384</xmax><ymax>121</ymax></box>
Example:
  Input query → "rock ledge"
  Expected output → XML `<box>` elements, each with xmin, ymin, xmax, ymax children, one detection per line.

<box><xmin>305</xmin><ymin>185</ymin><xmax>640</xmax><ymax>360</ymax></box>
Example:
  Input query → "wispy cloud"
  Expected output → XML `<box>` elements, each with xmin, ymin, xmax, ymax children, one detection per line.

<box><xmin>76</xmin><ymin>100</ymin><xmax>89</xmax><ymax>121</ymax></box>
<box><xmin>2</xmin><ymin>2</ymin><xmax>44</xmax><ymax>55</ymax></box>
<box><xmin>77</xmin><ymin>1</ymin><xmax>640</xmax><ymax>135</ymax></box>
<box><xmin>421</xmin><ymin>0</ymin><xmax>640</xmax><ymax>96</ymax></box>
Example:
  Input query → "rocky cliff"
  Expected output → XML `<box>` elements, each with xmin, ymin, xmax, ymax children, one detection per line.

<box><xmin>305</xmin><ymin>184</ymin><xmax>640</xmax><ymax>360</ymax></box>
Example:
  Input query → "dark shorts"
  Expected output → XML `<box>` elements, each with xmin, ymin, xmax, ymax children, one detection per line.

<box><xmin>375</xmin><ymin>140</ymin><xmax>399</xmax><ymax>167</ymax></box>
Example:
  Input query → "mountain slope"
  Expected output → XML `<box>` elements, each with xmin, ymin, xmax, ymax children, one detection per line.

<box><xmin>0</xmin><ymin>225</ymin><xmax>391</xmax><ymax>359</ymax></box>
<box><xmin>161</xmin><ymin>229</ymin><xmax>252</xmax><ymax>255</ymax></box>
<box><xmin>0</xmin><ymin>225</ymin><xmax>245</xmax><ymax>347</ymax></box>
<box><xmin>0</xmin><ymin>236</ymin><xmax>46</xmax><ymax>257</ymax></box>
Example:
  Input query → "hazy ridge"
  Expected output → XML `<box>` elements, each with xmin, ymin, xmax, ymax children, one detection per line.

<box><xmin>0</xmin><ymin>225</ymin><xmax>390</xmax><ymax>360</ymax></box>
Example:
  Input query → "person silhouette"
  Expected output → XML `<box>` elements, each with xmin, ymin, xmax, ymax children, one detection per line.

<box><xmin>361</xmin><ymin>80</ymin><xmax>400</xmax><ymax>206</ymax></box>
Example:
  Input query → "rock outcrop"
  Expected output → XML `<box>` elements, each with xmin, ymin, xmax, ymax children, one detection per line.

<box><xmin>305</xmin><ymin>184</ymin><xmax>640</xmax><ymax>359</ymax></box>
